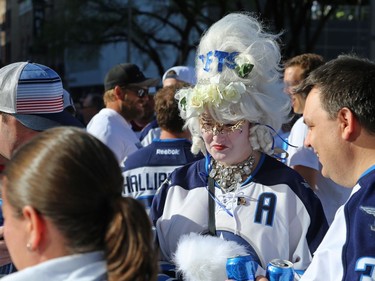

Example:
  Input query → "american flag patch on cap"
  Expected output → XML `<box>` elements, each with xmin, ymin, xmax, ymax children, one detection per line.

<box><xmin>0</xmin><ymin>61</ymin><xmax>64</xmax><ymax>114</ymax></box>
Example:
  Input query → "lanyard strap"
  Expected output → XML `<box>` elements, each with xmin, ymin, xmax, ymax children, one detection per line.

<box><xmin>208</xmin><ymin>176</ymin><xmax>216</xmax><ymax>236</ymax></box>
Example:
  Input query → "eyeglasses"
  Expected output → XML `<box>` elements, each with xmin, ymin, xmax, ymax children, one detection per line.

<box><xmin>124</xmin><ymin>87</ymin><xmax>149</xmax><ymax>98</ymax></box>
<box><xmin>200</xmin><ymin>119</ymin><xmax>245</xmax><ymax>136</ymax></box>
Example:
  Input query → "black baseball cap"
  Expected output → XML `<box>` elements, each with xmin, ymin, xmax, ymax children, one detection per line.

<box><xmin>104</xmin><ymin>63</ymin><xmax>159</xmax><ymax>91</ymax></box>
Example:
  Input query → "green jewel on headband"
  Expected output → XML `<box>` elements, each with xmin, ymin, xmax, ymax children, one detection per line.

<box><xmin>235</xmin><ymin>62</ymin><xmax>254</xmax><ymax>78</ymax></box>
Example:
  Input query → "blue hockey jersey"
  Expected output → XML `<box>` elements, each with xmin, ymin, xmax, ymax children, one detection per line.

<box><xmin>301</xmin><ymin>167</ymin><xmax>375</xmax><ymax>281</ymax></box>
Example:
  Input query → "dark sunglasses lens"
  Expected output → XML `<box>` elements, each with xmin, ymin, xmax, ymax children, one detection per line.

<box><xmin>138</xmin><ymin>89</ymin><xmax>148</xmax><ymax>97</ymax></box>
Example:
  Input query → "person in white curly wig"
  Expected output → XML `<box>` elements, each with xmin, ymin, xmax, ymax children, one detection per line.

<box><xmin>178</xmin><ymin>13</ymin><xmax>290</xmax><ymax>156</ymax></box>
<box><xmin>151</xmin><ymin>12</ymin><xmax>328</xmax><ymax>281</ymax></box>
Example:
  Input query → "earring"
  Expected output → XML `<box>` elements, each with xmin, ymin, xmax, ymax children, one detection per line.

<box><xmin>26</xmin><ymin>242</ymin><xmax>32</xmax><ymax>251</ymax></box>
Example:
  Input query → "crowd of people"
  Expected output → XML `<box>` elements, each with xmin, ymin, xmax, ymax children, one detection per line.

<box><xmin>0</xmin><ymin>11</ymin><xmax>374</xmax><ymax>281</ymax></box>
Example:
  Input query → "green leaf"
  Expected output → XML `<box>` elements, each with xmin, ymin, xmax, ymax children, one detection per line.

<box><xmin>235</xmin><ymin>63</ymin><xmax>254</xmax><ymax>78</ymax></box>
<box><xmin>180</xmin><ymin>96</ymin><xmax>187</xmax><ymax>111</ymax></box>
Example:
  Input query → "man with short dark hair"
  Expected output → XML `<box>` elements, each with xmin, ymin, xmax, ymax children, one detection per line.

<box><xmin>87</xmin><ymin>63</ymin><xmax>159</xmax><ymax>165</ymax></box>
<box><xmin>299</xmin><ymin>55</ymin><xmax>375</xmax><ymax>281</ymax></box>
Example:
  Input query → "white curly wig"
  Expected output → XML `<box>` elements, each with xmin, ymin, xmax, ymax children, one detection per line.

<box><xmin>175</xmin><ymin>12</ymin><xmax>291</xmax><ymax>156</ymax></box>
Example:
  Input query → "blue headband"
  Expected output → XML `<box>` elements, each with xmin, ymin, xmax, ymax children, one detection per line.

<box><xmin>198</xmin><ymin>50</ymin><xmax>253</xmax><ymax>78</ymax></box>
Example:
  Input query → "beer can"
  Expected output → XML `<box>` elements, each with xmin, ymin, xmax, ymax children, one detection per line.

<box><xmin>226</xmin><ymin>255</ymin><xmax>258</xmax><ymax>281</ymax></box>
<box><xmin>266</xmin><ymin>259</ymin><xmax>294</xmax><ymax>281</ymax></box>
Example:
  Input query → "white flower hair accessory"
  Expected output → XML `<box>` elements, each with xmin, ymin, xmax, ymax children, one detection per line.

<box><xmin>176</xmin><ymin>75</ymin><xmax>247</xmax><ymax>119</ymax></box>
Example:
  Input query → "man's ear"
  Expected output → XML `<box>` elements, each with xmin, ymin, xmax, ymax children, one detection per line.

<box><xmin>338</xmin><ymin>107</ymin><xmax>358</xmax><ymax>141</ymax></box>
<box><xmin>22</xmin><ymin>206</ymin><xmax>45</xmax><ymax>251</ymax></box>
<box><xmin>113</xmin><ymin>86</ymin><xmax>125</xmax><ymax>100</ymax></box>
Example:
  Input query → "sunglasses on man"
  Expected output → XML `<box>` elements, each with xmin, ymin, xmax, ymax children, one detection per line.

<box><xmin>125</xmin><ymin>87</ymin><xmax>149</xmax><ymax>98</ymax></box>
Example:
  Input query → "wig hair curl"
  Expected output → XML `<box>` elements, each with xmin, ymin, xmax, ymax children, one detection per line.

<box><xmin>178</xmin><ymin>12</ymin><xmax>291</xmax><ymax>155</ymax></box>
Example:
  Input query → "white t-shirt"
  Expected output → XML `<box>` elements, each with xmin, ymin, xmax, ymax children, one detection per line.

<box><xmin>87</xmin><ymin>108</ymin><xmax>142</xmax><ymax>165</ymax></box>
<box><xmin>287</xmin><ymin>117</ymin><xmax>319</xmax><ymax>170</ymax></box>
<box><xmin>287</xmin><ymin>116</ymin><xmax>351</xmax><ymax>224</ymax></box>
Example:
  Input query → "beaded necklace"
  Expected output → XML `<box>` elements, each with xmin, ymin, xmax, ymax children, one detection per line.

<box><xmin>209</xmin><ymin>154</ymin><xmax>255</xmax><ymax>193</ymax></box>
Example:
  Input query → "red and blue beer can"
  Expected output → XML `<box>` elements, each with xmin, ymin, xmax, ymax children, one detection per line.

<box><xmin>266</xmin><ymin>259</ymin><xmax>294</xmax><ymax>281</ymax></box>
<box><xmin>226</xmin><ymin>255</ymin><xmax>258</xmax><ymax>281</ymax></box>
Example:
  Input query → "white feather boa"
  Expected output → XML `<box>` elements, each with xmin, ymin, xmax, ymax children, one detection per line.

<box><xmin>173</xmin><ymin>232</ymin><xmax>248</xmax><ymax>281</ymax></box>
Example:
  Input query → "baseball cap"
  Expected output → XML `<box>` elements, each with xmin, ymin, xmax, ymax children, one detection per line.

<box><xmin>0</xmin><ymin>61</ymin><xmax>83</xmax><ymax>131</ymax></box>
<box><xmin>63</xmin><ymin>89</ymin><xmax>76</xmax><ymax>113</ymax></box>
<box><xmin>162</xmin><ymin>66</ymin><xmax>197</xmax><ymax>85</ymax></box>
<box><xmin>104</xmin><ymin>63</ymin><xmax>159</xmax><ymax>91</ymax></box>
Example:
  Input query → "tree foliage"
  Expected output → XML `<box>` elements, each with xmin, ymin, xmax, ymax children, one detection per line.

<box><xmin>38</xmin><ymin>0</ymin><xmax>368</xmax><ymax>77</ymax></box>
